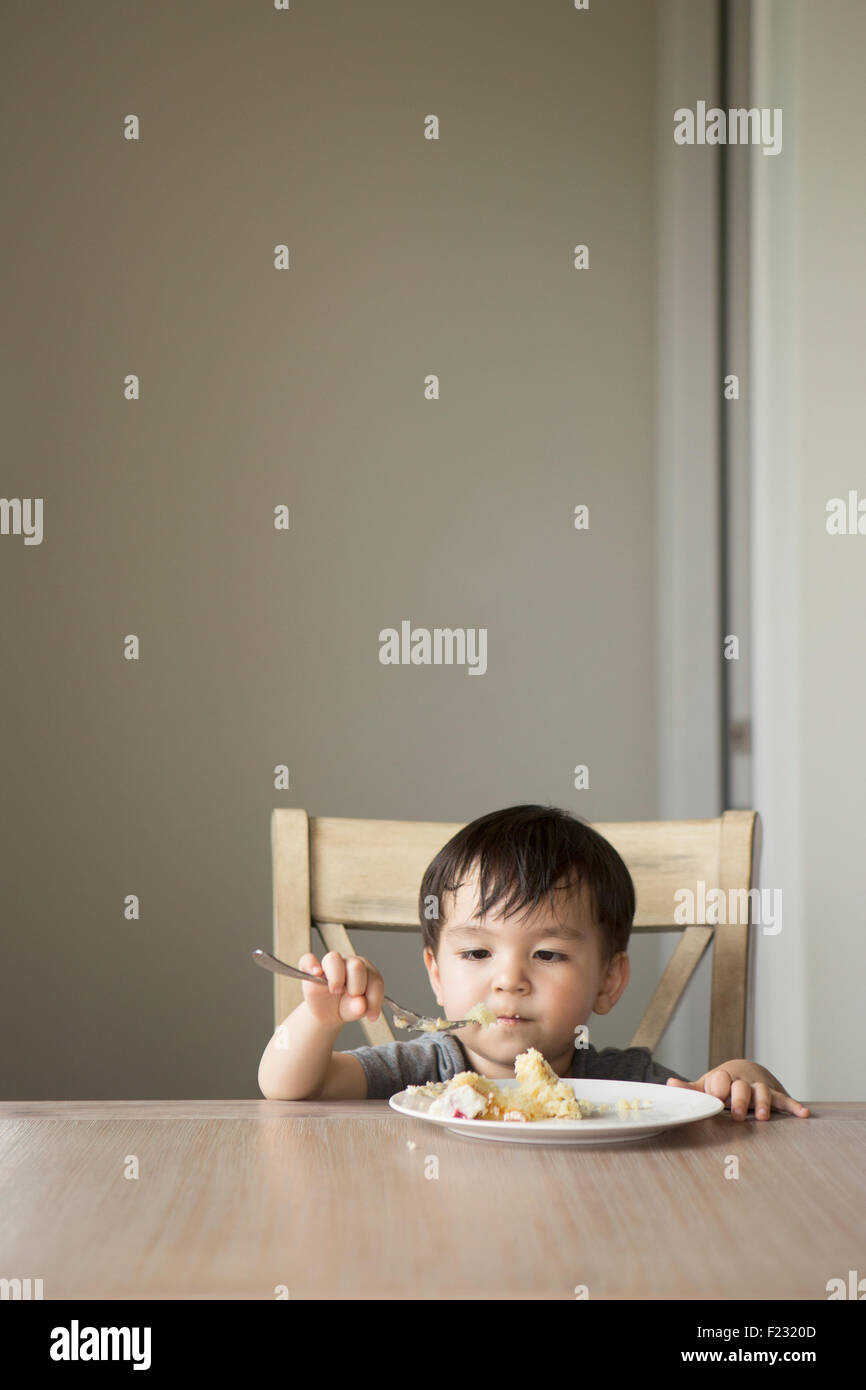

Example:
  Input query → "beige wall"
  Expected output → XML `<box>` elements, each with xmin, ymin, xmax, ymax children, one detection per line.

<box><xmin>2</xmin><ymin>0</ymin><xmax>704</xmax><ymax>1100</ymax></box>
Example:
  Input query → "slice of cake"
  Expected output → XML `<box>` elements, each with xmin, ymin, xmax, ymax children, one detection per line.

<box><xmin>408</xmin><ymin>1048</ymin><xmax>654</xmax><ymax>1122</ymax></box>
<box><xmin>427</xmin><ymin>1072</ymin><xmax>500</xmax><ymax>1120</ymax></box>
<box><xmin>423</xmin><ymin>1048</ymin><xmax>583</xmax><ymax>1122</ymax></box>
<box><xmin>510</xmin><ymin>1048</ymin><xmax>584</xmax><ymax>1120</ymax></box>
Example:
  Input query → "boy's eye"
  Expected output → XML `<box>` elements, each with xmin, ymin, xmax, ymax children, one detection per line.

<box><xmin>457</xmin><ymin>949</ymin><xmax>567</xmax><ymax>962</ymax></box>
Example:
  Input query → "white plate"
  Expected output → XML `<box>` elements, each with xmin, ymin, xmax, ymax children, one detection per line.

<box><xmin>389</xmin><ymin>1076</ymin><xmax>724</xmax><ymax>1144</ymax></box>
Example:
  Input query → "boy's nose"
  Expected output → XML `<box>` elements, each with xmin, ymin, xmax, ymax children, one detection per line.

<box><xmin>492</xmin><ymin>975</ymin><xmax>530</xmax><ymax>994</ymax></box>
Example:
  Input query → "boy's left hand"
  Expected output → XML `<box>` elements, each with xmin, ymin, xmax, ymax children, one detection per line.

<box><xmin>666</xmin><ymin>1069</ymin><xmax>811</xmax><ymax>1120</ymax></box>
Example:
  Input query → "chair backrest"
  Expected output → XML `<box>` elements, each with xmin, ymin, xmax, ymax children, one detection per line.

<box><xmin>269</xmin><ymin>809</ymin><xmax>760</xmax><ymax>1071</ymax></box>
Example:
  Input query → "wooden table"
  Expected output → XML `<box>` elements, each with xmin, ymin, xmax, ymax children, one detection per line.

<box><xmin>1</xmin><ymin>1099</ymin><xmax>863</xmax><ymax>1300</ymax></box>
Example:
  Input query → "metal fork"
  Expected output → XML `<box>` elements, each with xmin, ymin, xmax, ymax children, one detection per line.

<box><xmin>252</xmin><ymin>949</ymin><xmax>476</xmax><ymax>1034</ymax></box>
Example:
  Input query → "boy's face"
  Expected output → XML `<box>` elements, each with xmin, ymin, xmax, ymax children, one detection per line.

<box><xmin>423</xmin><ymin>865</ymin><xmax>630</xmax><ymax>1078</ymax></box>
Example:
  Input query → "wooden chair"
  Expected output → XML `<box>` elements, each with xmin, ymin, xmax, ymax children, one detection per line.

<box><xmin>268</xmin><ymin>809</ymin><xmax>761</xmax><ymax>1071</ymax></box>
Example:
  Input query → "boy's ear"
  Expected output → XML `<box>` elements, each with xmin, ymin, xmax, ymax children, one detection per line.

<box><xmin>593</xmin><ymin>951</ymin><xmax>630</xmax><ymax>1015</ymax></box>
<box><xmin>423</xmin><ymin>947</ymin><xmax>444</xmax><ymax>1004</ymax></box>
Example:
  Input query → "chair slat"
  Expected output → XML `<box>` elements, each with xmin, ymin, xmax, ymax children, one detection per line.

<box><xmin>629</xmin><ymin>925</ymin><xmax>714</xmax><ymax>1052</ymax></box>
<box><xmin>709</xmin><ymin>810</ymin><xmax>759</xmax><ymax>1067</ymax></box>
<box><xmin>310</xmin><ymin>817</ymin><xmax>465</xmax><ymax>927</ymax></box>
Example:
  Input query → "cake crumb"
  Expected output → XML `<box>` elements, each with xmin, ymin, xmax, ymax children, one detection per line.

<box><xmin>406</xmin><ymin>1140</ymin><xmax>417</xmax><ymax>1150</ymax></box>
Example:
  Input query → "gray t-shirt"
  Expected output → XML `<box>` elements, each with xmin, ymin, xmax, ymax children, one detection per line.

<box><xmin>342</xmin><ymin>1032</ymin><xmax>690</xmax><ymax>1099</ymax></box>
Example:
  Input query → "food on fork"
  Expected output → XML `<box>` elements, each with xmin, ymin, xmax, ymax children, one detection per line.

<box><xmin>464</xmin><ymin>1001</ymin><xmax>498</xmax><ymax>1026</ymax></box>
<box><xmin>393</xmin><ymin>1000</ymin><xmax>498</xmax><ymax>1031</ymax></box>
<box><xmin>409</xmin><ymin>1048</ymin><xmax>654</xmax><ymax>1122</ymax></box>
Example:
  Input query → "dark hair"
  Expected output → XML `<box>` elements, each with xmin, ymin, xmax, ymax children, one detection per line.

<box><xmin>418</xmin><ymin>804</ymin><xmax>635</xmax><ymax>970</ymax></box>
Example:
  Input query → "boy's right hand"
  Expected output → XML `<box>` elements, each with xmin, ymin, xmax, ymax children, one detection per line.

<box><xmin>299</xmin><ymin>951</ymin><xmax>385</xmax><ymax>1028</ymax></box>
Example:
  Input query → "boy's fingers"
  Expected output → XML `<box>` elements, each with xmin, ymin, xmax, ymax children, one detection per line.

<box><xmin>344</xmin><ymin>954</ymin><xmax>369</xmax><ymax>995</ymax></box>
<box><xmin>728</xmin><ymin>1077</ymin><xmax>753</xmax><ymax>1118</ymax></box>
<box><xmin>338</xmin><ymin>991</ymin><xmax>368</xmax><ymax>1020</ymax></box>
<box><xmin>667</xmin><ymin>1076</ymin><xmax>810</xmax><ymax>1118</ymax></box>
<box><xmin>366</xmin><ymin>973</ymin><xmax>385</xmax><ymax>1021</ymax></box>
<box><xmin>752</xmin><ymin>1081</ymin><xmax>773</xmax><ymax>1118</ymax></box>
<box><xmin>335</xmin><ymin>956</ymin><xmax>370</xmax><ymax>1019</ymax></box>
<box><xmin>322</xmin><ymin>951</ymin><xmax>346</xmax><ymax>994</ymax></box>
<box><xmin>340</xmin><ymin>955</ymin><xmax>385</xmax><ymax>1020</ymax></box>
<box><xmin>704</xmin><ymin>1067</ymin><xmax>735</xmax><ymax>1102</ymax></box>
<box><xmin>772</xmin><ymin>1089</ymin><xmax>811</xmax><ymax>1117</ymax></box>
<box><xmin>668</xmin><ymin>1069</ymin><xmax>730</xmax><ymax>1096</ymax></box>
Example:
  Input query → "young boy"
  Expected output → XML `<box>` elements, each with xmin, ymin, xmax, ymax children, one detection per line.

<box><xmin>258</xmin><ymin>804</ymin><xmax>810</xmax><ymax>1121</ymax></box>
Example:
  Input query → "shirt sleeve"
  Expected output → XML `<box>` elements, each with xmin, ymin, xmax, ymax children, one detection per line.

<box><xmin>339</xmin><ymin>1035</ymin><xmax>462</xmax><ymax>1099</ymax></box>
<box><xmin>586</xmin><ymin>1045</ymin><xmax>690</xmax><ymax>1085</ymax></box>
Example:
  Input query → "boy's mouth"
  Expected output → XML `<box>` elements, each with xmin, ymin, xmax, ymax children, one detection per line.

<box><xmin>496</xmin><ymin>1014</ymin><xmax>528</xmax><ymax>1025</ymax></box>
